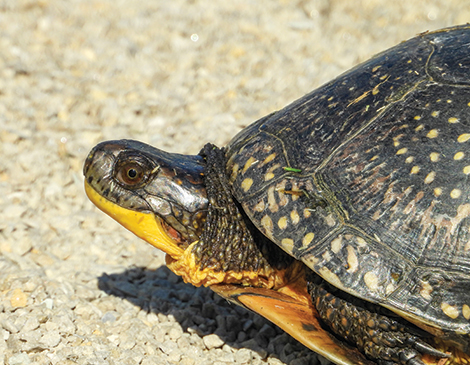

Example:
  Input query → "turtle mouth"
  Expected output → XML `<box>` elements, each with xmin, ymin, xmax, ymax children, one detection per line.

<box><xmin>84</xmin><ymin>180</ymin><xmax>184</xmax><ymax>259</ymax></box>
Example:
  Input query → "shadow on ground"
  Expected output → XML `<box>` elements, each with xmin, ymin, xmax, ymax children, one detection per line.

<box><xmin>97</xmin><ymin>266</ymin><xmax>317</xmax><ymax>364</ymax></box>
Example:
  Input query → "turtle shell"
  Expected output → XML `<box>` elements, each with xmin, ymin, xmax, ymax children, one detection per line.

<box><xmin>225</xmin><ymin>24</ymin><xmax>470</xmax><ymax>348</ymax></box>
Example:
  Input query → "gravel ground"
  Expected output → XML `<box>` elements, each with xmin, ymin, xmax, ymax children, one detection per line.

<box><xmin>1</xmin><ymin>1</ymin><xmax>469</xmax><ymax>364</ymax></box>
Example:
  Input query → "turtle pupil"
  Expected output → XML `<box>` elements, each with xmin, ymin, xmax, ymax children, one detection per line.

<box><xmin>128</xmin><ymin>168</ymin><xmax>137</xmax><ymax>179</ymax></box>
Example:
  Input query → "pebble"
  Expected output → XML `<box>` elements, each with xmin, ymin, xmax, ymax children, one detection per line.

<box><xmin>0</xmin><ymin>0</ymin><xmax>460</xmax><ymax>364</ymax></box>
<box><xmin>7</xmin><ymin>353</ymin><xmax>30</xmax><ymax>365</ymax></box>
<box><xmin>203</xmin><ymin>334</ymin><xmax>225</xmax><ymax>350</ymax></box>
<box><xmin>10</xmin><ymin>289</ymin><xmax>28</xmax><ymax>308</ymax></box>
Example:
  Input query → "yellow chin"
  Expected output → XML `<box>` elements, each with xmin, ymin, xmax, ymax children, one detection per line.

<box><xmin>84</xmin><ymin>181</ymin><xmax>184</xmax><ymax>259</ymax></box>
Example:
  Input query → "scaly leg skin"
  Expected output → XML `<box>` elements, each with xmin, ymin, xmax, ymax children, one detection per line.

<box><xmin>307</xmin><ymin>276</ymin><xmax>450</xmax><ymax>365</ymax></box>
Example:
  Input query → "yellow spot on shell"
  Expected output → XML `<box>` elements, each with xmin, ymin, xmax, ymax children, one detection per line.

<box><xmin>318</xmin><ymin>267</ymin><xmax>342</xmax><ymax>288</ymax></box>
<box><xmin>429</xmin><ymin>152</ymin><xmax>440</xmax><ymax>162</ymax></box>
<box><xmin>414</xmin><ymin>115</ymin><xmax>421</xmax><ymax>120</ymax></box>
<box><xmin>420</xmin><ymin>281</ymin><xmax>433</xmax><ymax>300</ymax></box>
<box><xmin>302</xmin><ymin>232</ymin><xmax>315</xmax><ymax>246</ymax></box>
<box><xmin>415</xmin><ymin>124</ymin><xmax>424</xmax><ymax>132</ymax></box>
<box><xmin>346</xmin><ymin>246</ymin><xmax>358</xmax><ymax>273</ymax></box>
<box><xmin>241</xmin><ymin>178</ymin><xmax>253</xmax><ymax>192</ymax></box>
<box><xmin>264</xmin><ymin>172</ymin><xmax>275</xmax><ymax>181</ymax></box>
<box><xmin>370</xmin><ymin>155</ymin><xmax>379</xmax><ymax>161</ymax></box>
<box><xmin>448</xmin><ymin>117</ymin><xmax>459</xmax><ymax>124</ymax></box>
<box><xmin>431</xmin><ymin>111</ymin><xmax>439</xmax><ymax>117</ymax></box>
<box><xmin>410</xmin><ymin>166</ymin><xmax>420</xmax><ymax>174</ymax></box>
<box><xmin>331</xmin><ymin>237</ymin><xmax>342</xmax><ymax>253</ymax></box>
<box><xmin>278</xmin><ymin>216</ymin><xmax>288</xmax><ymax>230</ymax></box>
<box><xmin>290</xmin><ymin>210</ymin><xmax>300</xmax><ymax>225</ymax></box>
<box><xmin>463</xmin><ymin>166</ymin><xmax>470</xmax><ymax>175</ymax></box>
<box><xmin>356</xmin><ymin>237</ymin><xmax>367</xmax><ymax>247</ymax></box>
<box><xmin>385</xmin><ymin>283</ymin><xmax>395</xmax><ymax>295</ymax></box>
<box><xmin>424</xmin><ymin>171</ymin><xmax>436</xmax><ymax>184</ymax></box>
<box><xmin>451</xmin><ymin>189</ymin><xmax>462</xmax><ymax>199</ymax></box>
<box><xmin>426</xmin><ymin>129</ymin><xmax>438</xmax><ymax>138</ymax></box>
<box><xmin>253</xmin><ymin>201</ymin><xmax>265</xmax><ymax>212</ymax></box>
<box><xmin>262</xmin><ymin>153</ymin><xmax>277</xmax><ymax>166</ymax></box>
<box><xmin>242</xmin><ymin>156</ymin><xmax>258</xmax><ymax>173</ymax></box>
<box><xmin>434</xmin><ymin>188</ymin><xmax>443</xmax><ymax>197</ymax></box>
<box><xmin>405</xmin><ymin>156</ymin><xmax>414</xmax><ymax>163</ymax></box>
<box><xmin>363</xmin><ymin>272</ymin><xmax>379</xmax><ymax>291</ymax></box>
<box><xmin>281</xmin><ymin>238</ymin><xmax>294</xmax><ymax>252</ymax></box>
<box><xmin>396</xmin><ymin>148</ymin><xmax>408</xmax><ymax>155</ymax></box>
<box><xmin>441</xmin><ymin>302</ymin><xmax>459</xmax><ymax>319</ymax></box>
<box><xmin>463</xmin><ymin>304</ymin><xmax>470</xmax><ymax>320</ymax></box>
<box><xmin>303</xmin><ymin>209</ymin><xmax>311</xmax><ymax>218</ymax></box>
<box><xmin>458</xmin><ymin>134</ymin><xmax>470</xmax><ymax>143</ymax></box>
<box><xmin>261</xmin><ymin>215</ymin><xmax>273</xmax><ymax>235</ymax></box>
<box><xmin>454</xmin><ymin>152</ymin><xmax>465</xmax><ymax>160</ymax></box>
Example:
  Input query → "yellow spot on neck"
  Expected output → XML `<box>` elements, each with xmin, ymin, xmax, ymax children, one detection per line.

<box><xmin>431</xmin><ymin>111</ymin><xmax>440</xmax><ymax>117</ymax></box>
<box><xmin>396</xmin><ymin>148</ymin><xmax>408</xmax><ymax>155</ymax></box>
<box><xmin>463</xmin><ymin>166</ymin><xmax>470</xmax><ymax>175</ymax></box>
<box><xmin>405</xmin><ymin>156</ymin><xmax>414</xmax><ymax>163</ymax></box>
<box><xmin>434</xmin><ymin>188</ymin><xmax>443</xmax><ymax>197</ymax></box>
<box><xmin>448</xmin><ymin>117</ymin><xmax>459</xmax><ymax>124</ymax></box>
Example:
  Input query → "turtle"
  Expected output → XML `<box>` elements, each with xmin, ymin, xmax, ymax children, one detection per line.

<box><xmin>83</xmin><ymin>24</ymin><xmax>470</xmax><ymax>365</ymax></box>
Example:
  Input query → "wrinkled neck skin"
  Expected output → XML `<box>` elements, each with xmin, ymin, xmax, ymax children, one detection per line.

<box><xmin>167</xmin><ymin>144</ymin><xmax>304</xmax><ymax>292</ymax></box>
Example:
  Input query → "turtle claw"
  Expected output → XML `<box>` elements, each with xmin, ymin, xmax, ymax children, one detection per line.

<box><xmin>408</xmin><ymin>337</ymin><xmax>450</xmax><ymax>359</ymax></box>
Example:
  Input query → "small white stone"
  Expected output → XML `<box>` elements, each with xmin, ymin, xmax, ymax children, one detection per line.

<box><xmin>202</xmin><ymin>334</ymin><xmax>224</xmax><ymax>350</ymax></box>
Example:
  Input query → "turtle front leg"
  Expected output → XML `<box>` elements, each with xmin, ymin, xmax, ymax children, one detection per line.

<box><xmin>307</xmin><ymin>275</ymin><xmax>449</xmax><ymax>365</ymax></box>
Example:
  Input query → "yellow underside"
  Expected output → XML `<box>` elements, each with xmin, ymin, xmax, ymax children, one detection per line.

<box><xmin>85</xmin><ymin>181</ymin><xmax>183</xmax><ymax>259</ymax></box>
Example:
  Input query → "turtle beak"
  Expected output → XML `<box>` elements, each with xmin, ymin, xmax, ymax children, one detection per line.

<box><xmin>84</xmin><ymin>176</ymin><xmax>184</xmax><ymax>259</ymax></box>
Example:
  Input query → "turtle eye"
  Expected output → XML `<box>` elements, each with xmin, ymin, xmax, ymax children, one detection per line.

<box><xmin>116</xmin><ymin>162</ymin><xmax>146</xmax><ymax>187</ymax></box>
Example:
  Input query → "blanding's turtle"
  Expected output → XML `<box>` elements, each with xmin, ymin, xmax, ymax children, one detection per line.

<box><xmin>83</xmin><ymin>25</ymin><xmax>470</xmax><ymax>365</ymax></box>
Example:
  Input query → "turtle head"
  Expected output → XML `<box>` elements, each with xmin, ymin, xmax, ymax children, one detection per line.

<box><xmin>83</xmin><ymin>139</ymin><xmax>208</xmax><ymax>260</ymax></box>
<box><xmin>84</xmin><ymin>140</ymin><xmax>303</xmax><ymax>289</ymax></box>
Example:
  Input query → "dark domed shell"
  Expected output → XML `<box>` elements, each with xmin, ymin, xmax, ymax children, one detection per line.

<box><xmin>225</xmin><ymin>25</ymin><xmax>470</xmax><ymax>346</ymax></box>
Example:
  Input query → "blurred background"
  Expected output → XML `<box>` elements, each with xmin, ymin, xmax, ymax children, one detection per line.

<box><xmin>0</xmin><ymin>1</ymin><xmax>468</xmax><ymax>364</ymax></box>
